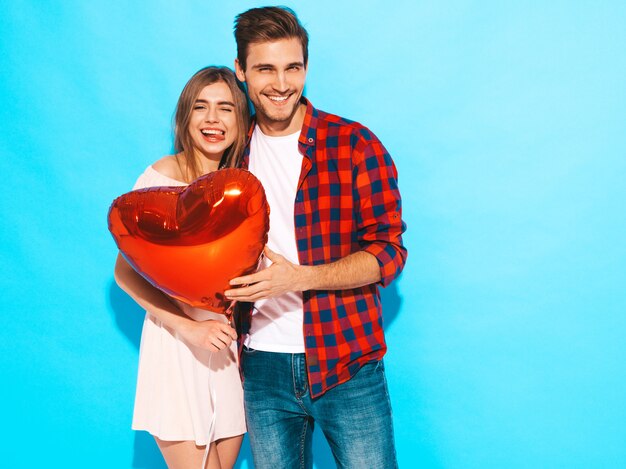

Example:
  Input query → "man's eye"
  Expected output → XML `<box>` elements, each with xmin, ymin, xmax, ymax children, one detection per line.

<box><xmin>220</xmin><ymin>108</ymin><xmax>233</xmax><ymax>112</ymax></box>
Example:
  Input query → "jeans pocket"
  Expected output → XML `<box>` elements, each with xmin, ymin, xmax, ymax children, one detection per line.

<box><xmin>243</xmin><ymin>345</ymin><xmax>258</xmax><ymax>354</ymax></box>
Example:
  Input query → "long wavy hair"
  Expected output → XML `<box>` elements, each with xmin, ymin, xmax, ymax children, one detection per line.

<box><xmin>174</xmin><ymin>66</ymin><xmax>249</xmax><ymax>181</ymax></box>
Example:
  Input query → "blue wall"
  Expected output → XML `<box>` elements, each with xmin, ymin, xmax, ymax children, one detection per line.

<box><xmin>1</xmin><ymin>1</ymin><xmax>625</xmax><ymax>467</ymax></box>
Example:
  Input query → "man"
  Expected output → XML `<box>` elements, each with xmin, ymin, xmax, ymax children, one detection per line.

<box><xmin>225</xmin><ymin>6</ymin><xmax>407</xmax><ymax>468</ymax></box>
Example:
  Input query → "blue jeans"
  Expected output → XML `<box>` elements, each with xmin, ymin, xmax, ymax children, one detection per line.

<box><xmin>241</xmin><ymin>348</ymin><xmax>398</xmax><ymax>469</ymax></box>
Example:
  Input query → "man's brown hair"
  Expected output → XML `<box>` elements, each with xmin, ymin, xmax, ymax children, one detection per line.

<box><xmin>234</xmin><ymin>6</ymin><xmax>309</xmax><ymax>70</ymax></box>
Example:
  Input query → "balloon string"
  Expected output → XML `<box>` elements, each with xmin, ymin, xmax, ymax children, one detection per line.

<box><xmin>224</xmin><ymin>300</ymin><xmax>237</xmax><ymax>327</ymax></box>
<box><xmin>200</xmin><ymin>302</ymin><xmax>236</xmax><ymax>469</ymax></box>
<box><xmin>201</xmin><ymin>352</ymin><xmax>217</xmax><ymax>469</ymax></box>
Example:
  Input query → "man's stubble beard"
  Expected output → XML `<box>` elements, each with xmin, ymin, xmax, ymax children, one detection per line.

<box><xmin>253</xmin><ymin>97</ymin><xmax>301</xmax><ymax>126</ymax></box>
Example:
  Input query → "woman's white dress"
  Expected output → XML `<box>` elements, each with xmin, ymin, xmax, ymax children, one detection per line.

<box><xmin>130</xmin><ymin>165</ymin><xmax>246</xmax><ymax>445</ymax></box>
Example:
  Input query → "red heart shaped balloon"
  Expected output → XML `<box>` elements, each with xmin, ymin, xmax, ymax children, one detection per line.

<box><xmin>108</xmin><ymin>168</ymin><xmax>269</xmax><ymax>313</ymax></box>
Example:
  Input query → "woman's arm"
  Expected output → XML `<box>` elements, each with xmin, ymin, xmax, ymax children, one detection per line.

<box><xmin>114</xmin><ymin>253</ymin><xmax>237</xmax><ymax>351</ymax></box>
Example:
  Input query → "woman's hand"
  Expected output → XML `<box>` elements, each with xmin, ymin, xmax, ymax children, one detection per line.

<box><xmin>177</xmin><ymin>319</ymin><xmax>238</xmax><ymax>352</ymax></box>
<box><xmin>115</xmin><ymin>253</ymin><xmax>238</xmax><ymax>352</ymax></box>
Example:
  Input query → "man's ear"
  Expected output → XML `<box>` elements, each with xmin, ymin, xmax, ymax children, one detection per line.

<box><xmin>234</xmin><ymin>59</ymin><xmax>246</xmax><ymax>82</ymax></box>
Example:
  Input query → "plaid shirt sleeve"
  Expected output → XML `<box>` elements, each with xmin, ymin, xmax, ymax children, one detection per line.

<box><xmin>352</xmin><ymin>127</ymin><xmax>407</xmax><ymax>286</ymax></box>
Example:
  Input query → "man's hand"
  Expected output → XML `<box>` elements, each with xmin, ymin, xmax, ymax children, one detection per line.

<box><xmin>178</xmin><ymin>319</ymin><xmax>237</xmax><ymax>352</ymax></box>
<box><xmin>225</xmin><ymin>247</ymin><xmax>308</xmax><ymax>302</ymax></box>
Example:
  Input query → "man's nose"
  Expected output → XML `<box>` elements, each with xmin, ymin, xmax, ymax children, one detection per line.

<box><xmin>273</xmin><ymin>71</ymin><xmax>289</xmax><ymax>93</ymax></box>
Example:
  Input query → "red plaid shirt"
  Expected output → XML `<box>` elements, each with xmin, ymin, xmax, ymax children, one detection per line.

<box><xmin>239</xmin><ymin>98</ymin><xmax>407</xmax><ymax>398</ymax></box>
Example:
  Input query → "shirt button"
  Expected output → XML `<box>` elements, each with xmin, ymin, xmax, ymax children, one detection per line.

<box><xmin>308</xmin><ymin>137</ymin><xmax>314</xmax><ymax>143</ymax></box>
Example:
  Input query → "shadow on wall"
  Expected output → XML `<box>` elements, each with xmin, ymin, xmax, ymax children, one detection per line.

<box><xmin>108</xmin><ymin>279</ymin><xmax>144</xmax><ymax>350</ymax></box>
<box><xmin>132</xmin><ymin>432</ymin><xmax>167</xmax><ymax>469</ymax></box>
<box><xmin>380</xmin><ymin>281</ymin><xmax>402</xmax><ymax>331</ymax></box>
<box><xmin>108</xmin><ymin>279</ymin><xmax>402</xmax><ymax>468</ymax></box>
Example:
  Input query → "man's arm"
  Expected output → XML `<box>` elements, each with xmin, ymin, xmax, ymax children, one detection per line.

<box><xmin>225</xmin><ymin>126</ymin><xmax>406</xmax><ymax>302</ymax></box>
<box><xmin>352</xmin><ymin>127</ymin><xmax>407</xmax><ymax>287</ymax></box>
<box><xmin>225</xmin><ymin>247</ymin><xmax>380</xmax><ymax>302</ymax></box>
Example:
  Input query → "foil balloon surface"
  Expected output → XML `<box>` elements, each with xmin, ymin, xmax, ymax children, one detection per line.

<box><xmin>108</xmin><ymin>168</ymin><xmax>269</xmax><ymax>313</ymax></box>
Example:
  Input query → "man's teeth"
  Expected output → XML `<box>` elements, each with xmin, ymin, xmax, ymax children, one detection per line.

<box><xmin>201</xmin><ymin>129</ymin><xmax>224</xmax><ymax>135</ymax></box>
<box><xmin>268</xmin><ymin>95</ymin><xmax>289</xmax><ymax>102</ymax></box>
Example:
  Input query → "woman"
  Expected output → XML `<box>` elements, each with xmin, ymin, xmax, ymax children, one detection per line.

<box><xmin>114</xmin><ymin>66</ymin><xmax>249</xmax><ymax>469</ymax></box>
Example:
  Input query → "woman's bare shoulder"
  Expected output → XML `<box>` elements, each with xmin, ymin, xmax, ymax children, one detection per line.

<box><xmin>151</xmin><ymin>154</ymin><xmax>185</xmax><ymax>181</ymax></box>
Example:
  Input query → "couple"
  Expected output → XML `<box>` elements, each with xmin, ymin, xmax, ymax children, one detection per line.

<box><xmin>114</xmin><ymin>6</ymin><xmax>407</xmax><ymax>469</ymax></box>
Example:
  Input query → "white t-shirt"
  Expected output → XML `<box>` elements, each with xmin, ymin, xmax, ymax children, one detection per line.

<box><xmin>247</xmin><ymin>126</ymin><xmax>305</xmax><ymax>353</ymax></box>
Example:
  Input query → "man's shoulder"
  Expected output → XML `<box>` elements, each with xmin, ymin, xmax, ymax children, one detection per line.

<box><xmin>315</xmin><ymin>106</ymin><xmax>359</xmax><ymax>130</ymax></box>
<box><xmin>313</xmin><ymin>106</ymin><xmax>377</xmax><ymax>141</ymax></box>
